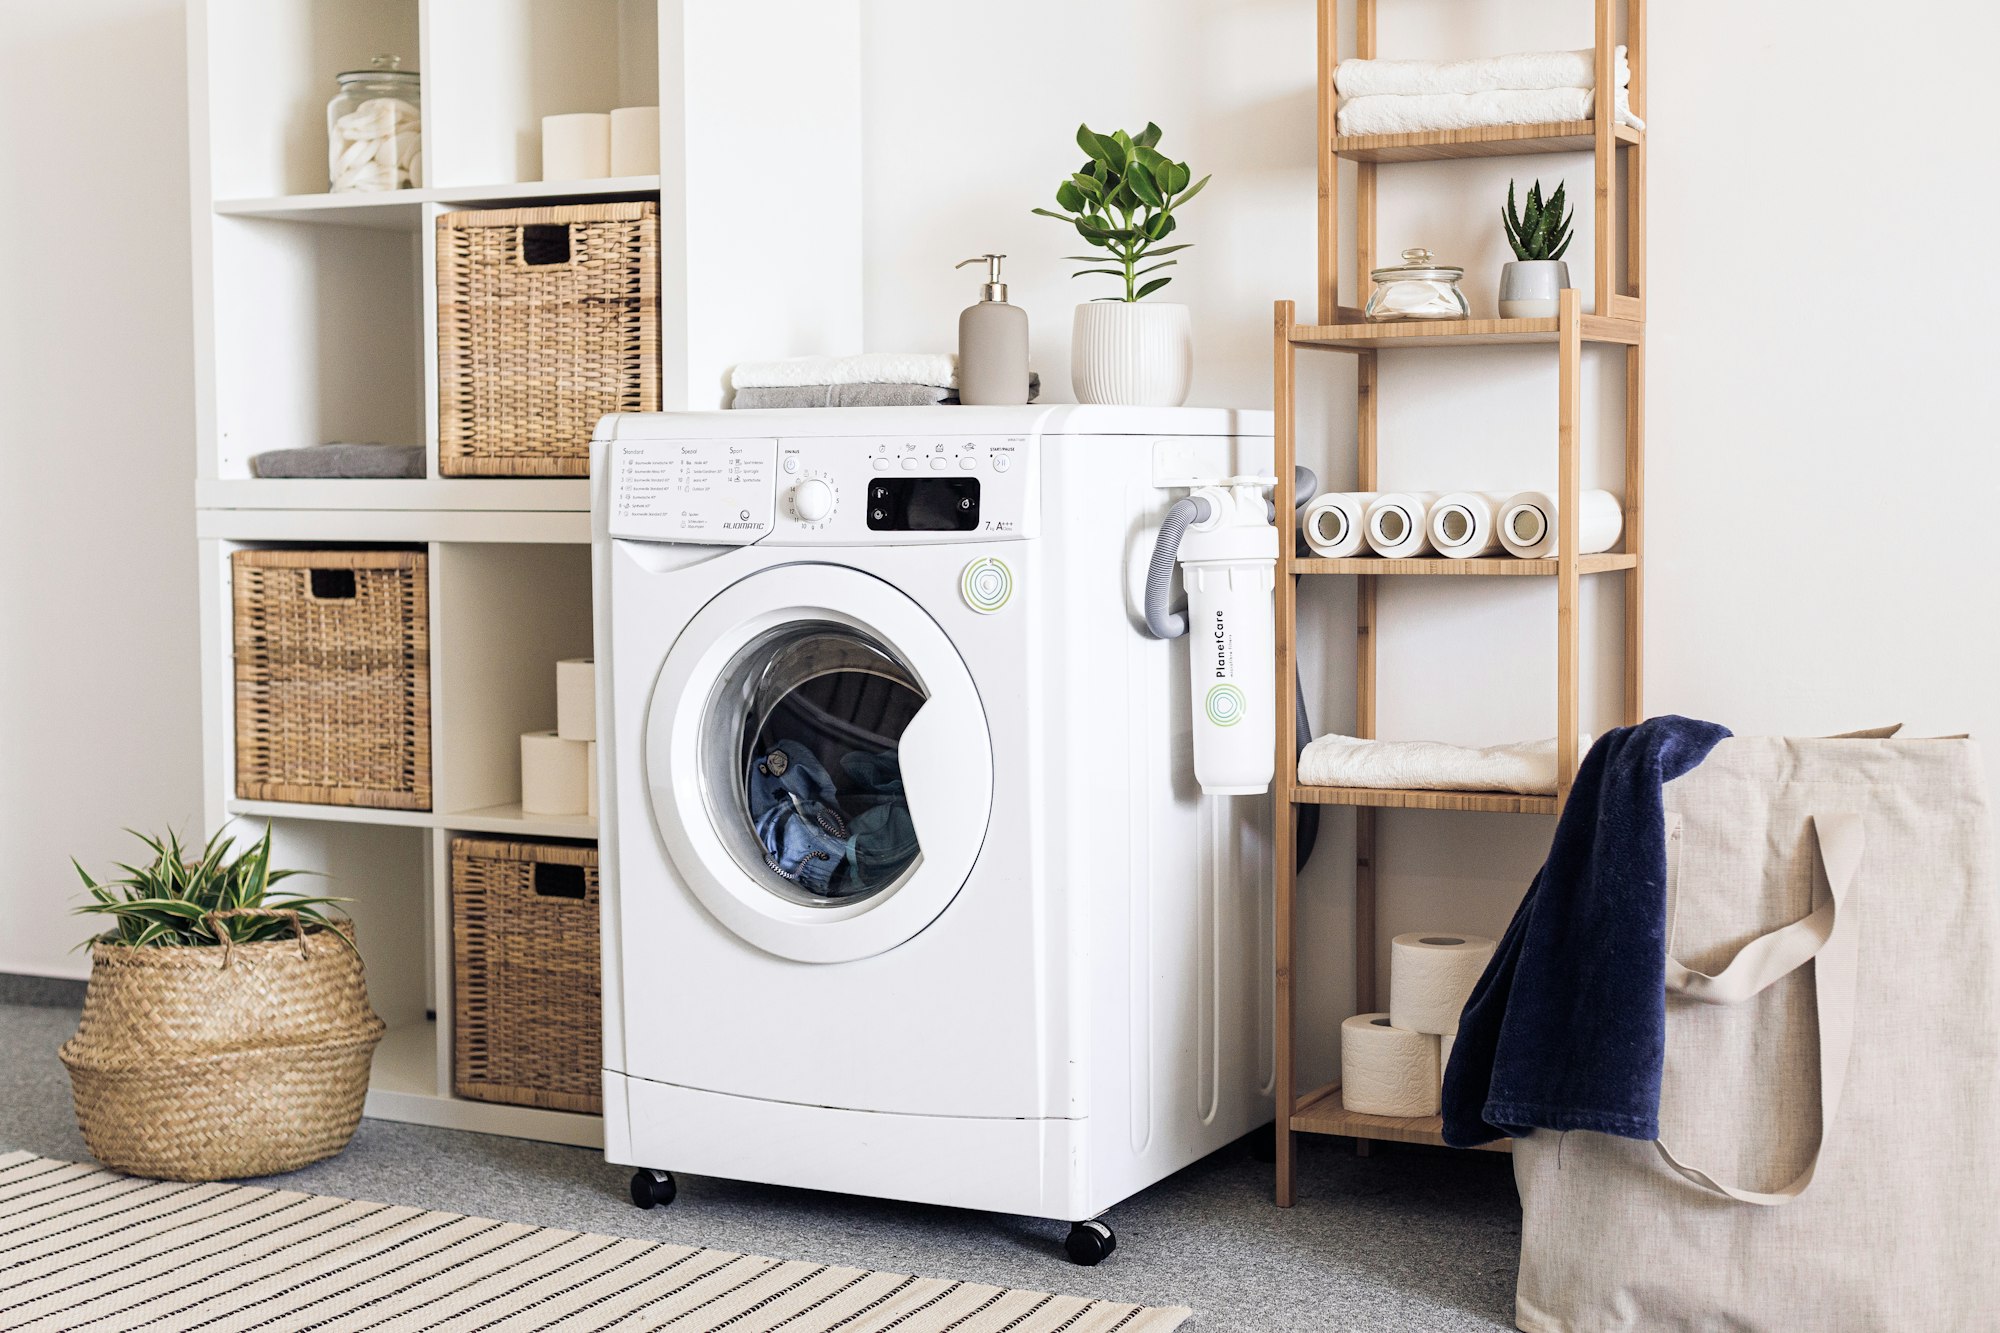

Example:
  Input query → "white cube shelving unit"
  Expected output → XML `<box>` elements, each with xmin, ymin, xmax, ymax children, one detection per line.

<box><xmin>187</xmin><ymin>0</ymin><xmax>861</xmax><ymax>1144</ymax></box>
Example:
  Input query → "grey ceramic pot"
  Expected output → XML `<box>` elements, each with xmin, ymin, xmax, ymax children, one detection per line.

<box><xmin>1498</xmin><ymin>260</ymin><xmax>1569</xmax><ymax>319</ymax></box>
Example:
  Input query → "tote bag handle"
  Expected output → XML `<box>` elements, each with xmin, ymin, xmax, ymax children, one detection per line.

<box><xmin>1653</xmin><ymin>812</ymin><xmax>1863</xmax><ymax>1206</ymax></box>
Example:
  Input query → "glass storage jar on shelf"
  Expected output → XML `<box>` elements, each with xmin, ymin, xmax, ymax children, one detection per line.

<box><xmin>327</xmin><ymin>55</ymin><xmax>421</xmax><ymax>193</ymax></box>
<box><xmin>1363</xmin><ymin>248</ymin><xmax>1470</xmax><ymax>322</ymax></box>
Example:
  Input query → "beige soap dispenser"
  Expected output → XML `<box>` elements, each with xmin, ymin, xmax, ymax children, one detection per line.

<box><xmin>955</xmin><ymin>254</ymin><xmax>1030</xmax><ymax>405</ymax></box>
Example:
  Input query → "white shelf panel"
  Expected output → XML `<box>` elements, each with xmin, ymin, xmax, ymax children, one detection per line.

<box><xmin>442</xmin><ymin>804</ymin><xmax>598</xmax><ymax>840</ymax></box>
<box><xmin>227</xmin><ymin>799</ymin><xmax>435</xmax><ymax>830</ymax></box>
<box><xmin>197</xmin><ymin>509</ymin><xmax>590</xmax><ymax>544</ymax></box>
<box><xmin>370</xmin><ymin>1020</ymin><xmax>441</xmax><ymax>1098</ymax></box>
<box><xmin>363</xmin><ymin>1085</ymin><xmax>605</xmax><ymax>1148</ymax></box>
<box><xmin>213</xmin><ymin>176</ymin><xmax>662</xmax><ymax>229</ymax></box>
<box><xmin>196</xmin><ymin>478</ymin><xmax>590</xmax><ymax>512</ymax></box>
<box><xmin>225</xmin><ymin>799</ymin><xmax>600</xmax><ymax>842</ymax></box>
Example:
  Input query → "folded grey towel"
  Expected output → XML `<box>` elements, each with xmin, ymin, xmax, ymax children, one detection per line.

<box><xmin>730</xmin><ymin>374</ymin><xmax>1041</xmax><ymax>410</ymax></box>
<box><xmin>250</xmin><ymin>442</ymin><xmax>425</xmax><ymax>479</ymax></box>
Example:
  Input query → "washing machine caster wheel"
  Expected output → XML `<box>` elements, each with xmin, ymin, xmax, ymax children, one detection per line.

<box><xmin>1064</xmin><ymin>1219</ymin><xmax>1116</xmax><ymax>1266</ymax></box>
<box><xmin>630</xmin><ymin>1169</ymin><xmax>677</xmax><ymax>1210</ymax></box>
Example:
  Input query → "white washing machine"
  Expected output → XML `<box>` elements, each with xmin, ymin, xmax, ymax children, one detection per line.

<box><xmin>591</xmin><ymin>405</ymin><xmax>1274</xmax><ymax>1263</ymax></box>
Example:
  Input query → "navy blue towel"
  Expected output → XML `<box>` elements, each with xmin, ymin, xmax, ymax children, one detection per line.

<box><xmin>1441</xmin><ymin>715</ymin><xmax>1732</xmax><ymax>1147</ymax></box>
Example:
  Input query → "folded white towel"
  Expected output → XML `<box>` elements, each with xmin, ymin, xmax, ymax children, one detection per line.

<box><xmin>1298</xmin><ymin>734</ymin><xmax>1583</xmax><ymax>796</ymax></box>
<box><xmin>1335</xmin><ymin>47</ymin><xmax>1631</xmax><ymax>99</ymax></box>
<box><xmin>1337</xmin><ymin>86</ymin><xmax>1642</xmax><ymax>138</ymax></box>
<box><xmin>730</xmin><ymin>353</ymin><xmax>958</xmax><ymax>391</ymax></box>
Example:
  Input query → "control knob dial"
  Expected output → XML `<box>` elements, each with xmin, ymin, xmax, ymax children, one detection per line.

<box><xmin>791</xmin><ymin>477</ymin><xmax>835</xmax><ymax>523</ymax></box>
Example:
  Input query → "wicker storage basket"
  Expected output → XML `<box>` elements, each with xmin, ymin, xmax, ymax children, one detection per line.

<box><xmin>59</xmin><ymin>918</ymin><xmax>385</xmax><ymax>1181</ymax></box>
<box><xmin>232</xmin><ymin>549</ymin><xmax>431</xmax><ymax>810</ymax></box>
<box><xmin>437</xmin><ymin>201</ymin><xmax>660</xmax><ymax>477</ymax></box>
<box><xmin>452</xmin><ymin>838</ymin><xmax>602</xmax><ymax>1113</ymax></box>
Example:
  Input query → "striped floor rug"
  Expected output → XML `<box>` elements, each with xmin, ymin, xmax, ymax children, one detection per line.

<box><xmin>0</xmin><ymin>1152</ymin><xmax>1190</xmax><ymax>1332</ymax></box>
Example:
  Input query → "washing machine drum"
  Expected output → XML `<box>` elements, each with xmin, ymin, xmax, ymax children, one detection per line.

<box><xmin>645</xmin><ymin>564</ymin><xmax>994</xmax><ymax>963</ymax></box>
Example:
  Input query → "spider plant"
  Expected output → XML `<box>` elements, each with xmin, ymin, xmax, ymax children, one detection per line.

<box><xmin>73</xmin><ymin>824</ymin><xmax>350</xmax><ymax>950</ymax></box>
<box><xmin>1033</xmin><ymin>122</ymin><xmax>1210</xmax><ymax>302</ymax></box>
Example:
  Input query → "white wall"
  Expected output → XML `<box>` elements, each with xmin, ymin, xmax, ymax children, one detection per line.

<box><xmin>863</xmin><ymin>0</ymin><xmax>2000</xmax><ymax>1084</ymax></box>
<box><xmin>4</xmin><ymin>0</ymin><xmax>1996</xmax><ymax>1024</ymax></box>
<box><xmin>0</xmin><ymin>0</ymin><xmax>202</xmax><ymax>978</ymax></box>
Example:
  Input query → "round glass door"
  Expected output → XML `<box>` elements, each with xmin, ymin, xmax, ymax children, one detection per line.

<box><xmin>699</xmin><ymin>623</ymin><xmax>925</xmax><ymax>907</ymax></box>
<box><xmin>645</xmin><ymin>564</ymin><xmax>994</xmax><ymax>963</ymax></box>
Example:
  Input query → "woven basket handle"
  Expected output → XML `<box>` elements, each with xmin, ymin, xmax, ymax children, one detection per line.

<box><xmin>202</xmin><ymin>908</ymin><xmax>331</xmax><ymax>966</ymax></box>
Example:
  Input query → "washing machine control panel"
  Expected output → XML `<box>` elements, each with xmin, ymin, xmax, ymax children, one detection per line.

<box><xmin>610</xmin><ymin>433</ymin><xmax>1037</xmax><ymax>544</ymax></box>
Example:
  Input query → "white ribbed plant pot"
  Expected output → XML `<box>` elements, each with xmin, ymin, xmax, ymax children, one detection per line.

<box><xmin>1070</xmin><ymin>301</ymin><xmax>1193</xmax><ymax>406</ymax></box>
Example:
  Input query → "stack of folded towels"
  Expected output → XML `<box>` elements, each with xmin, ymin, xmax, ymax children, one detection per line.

<box><xmin>729</xmin><ymin>354</ymin><xmax>1038</xmax><ymax>409</ymax></box>
<box><xmin>1297</xmin><ymin>734</ymin><xmax>1585</xmax><ymax>797</ymax></box>
<box><xmin>1335</xmin><ymin>47</ymin><xmax>1643</xmax><ymax>138</ymax></box>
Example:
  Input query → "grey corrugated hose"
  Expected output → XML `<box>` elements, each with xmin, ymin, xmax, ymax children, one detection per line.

<box><xmin>1142</xmin><ymin>468</ymin><xmax>1320</xmax><ymax>871</ymax></box>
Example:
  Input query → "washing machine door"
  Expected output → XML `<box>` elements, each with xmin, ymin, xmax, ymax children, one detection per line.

<box><xmin>645</xmin><ymin>563</ymin><xmax>994</xmax><ymax>963</ymax></box>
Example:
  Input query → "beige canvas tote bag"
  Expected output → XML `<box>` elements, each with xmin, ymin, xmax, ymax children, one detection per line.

<box><xmin>1513</xmin><ymin>733</ymin><xmax>2000</xmax><ymax>1332</ymax></box>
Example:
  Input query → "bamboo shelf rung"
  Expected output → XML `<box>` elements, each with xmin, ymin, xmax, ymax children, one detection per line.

<box><xmin>1291</xmin><ymin>785</ymin><xmax>1557</xmax><ymax>815</ymax></box>
<box><xmin>1293</xmin><ymin>553</ymin><xmax>1636</xmax><ymax>577</ymax></box>
<box><xmin>1290</xmin><ymin>314</ymin><xmax>1642</xmax><ymax>350</ymax></box>
<box><xmin>1334</xmin><ymin>120</ymin><xmax>1642</xmax><ymax>164</ymax></box>
<box><xmin>1292</xmin><ymin>1082</ymin><xmax>1512</xmax><ymax>1154</ymax></box>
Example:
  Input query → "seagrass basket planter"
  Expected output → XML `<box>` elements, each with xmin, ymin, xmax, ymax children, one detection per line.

<box><xmin>451</xmin><ymin>838</ymin><xmax>602</xmax><ymax>1113</ymax></box>
<box><xmin>59</xmin><ymin>917</ymin><xmax>385</xmax><ymax>1181</ymax></box>
<box><xmin>436</xmin><ymin>201</ymin><xmax>661</xmax><ymax>477</ymax></box>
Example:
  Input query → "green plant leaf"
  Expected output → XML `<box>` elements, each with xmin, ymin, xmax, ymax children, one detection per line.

<box><xmin>1134</xmin><ymin>259</ymin><xmax>1179</xmax><ymax>277</ymax></box>
<box><xmin>1134</xmin><ymin>276</ymin><xmax>1173</xmax><ymax>300</ymax></box>
<box><xmin>1069</xmin><ymin>268</ymin><xmax>1129</xmax><ymax>279</ymax></box>
<box><xmin>1143</xmin><ymin>243</ymin><xmax>1194</xmax><ymax>256</ymax></box>
<box><xmin>1125</xmin><ymin>162</ymin><xmax>1165</xmax><ymax>209</ymax></box>
<box><xmin>1135</xmin><ymin>122</ymin><xmax>1163</xmax><ymax>148</ymax></box>
<box><xmin>1144</xmin><ymin>212</ymin><xmax>1178</xmax><ymax>241</ymax></box>
<box><xmin>1053</xmin><ymin>180</ymin><xmax>1085</xmax><ymax>213</ymax></box>
<box><xmin>1069</xmin><ymin>172</ymin><xmax>1104</xmax><ymax>201</ymax></box>
<box><xmin>1033</xmin><ymin>207</ymin><xmax>1077</xmax><ymax>223</ymax></box>
<box><xmin>1172</xmin><ymin>173</ymin><xmax>1209</xmax><ymax>207</ymax></box>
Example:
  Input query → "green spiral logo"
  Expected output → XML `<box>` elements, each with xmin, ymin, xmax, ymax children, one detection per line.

<box><xmin>960</xmin><ymin>557</ymin><xmax>1013</xmax><ymax>614</ymax></box>
<box><xmin>1205</xmin><ymin>683</ymin><xmax>1248</xmax><ymax>727</ymax></box>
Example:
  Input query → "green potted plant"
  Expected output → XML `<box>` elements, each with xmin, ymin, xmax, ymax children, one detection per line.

<box><xmin>1499</xmin><ymin>178</ymin><xmax>1573</xmax><ymax>318</ymax></box>
<box><xmin>58</xmin><ymin>825</ymin><xmax>384</xmax><ymax>1181</ymax></box>
<box><xmin>1035</xmin><ymin>122</ymin><xmax>1209</xmax><ymax>405</ymax></box>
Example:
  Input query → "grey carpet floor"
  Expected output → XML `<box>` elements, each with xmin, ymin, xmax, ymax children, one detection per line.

<box><xmin>0</xmin><ymin>1003</ymin><xmax>1520</xmax><ymax>1331</ymax></box>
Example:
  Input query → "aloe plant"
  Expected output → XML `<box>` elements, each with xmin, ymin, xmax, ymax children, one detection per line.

<box><xmin>73</xmin><ymin>824</ymin><xmax>350</xmax><ymax>950</ymax></box>
<box><xmin>1033</xmin><ymin>123</ymin><xmax>1209</xmax><ymax>302</ymax></box>
<box><xmin>1503</xmin><ymin>179</ymin><xmax>1573</xmax><ymax>262</ymax></box>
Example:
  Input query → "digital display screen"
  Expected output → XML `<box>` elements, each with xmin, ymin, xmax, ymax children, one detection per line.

<box><xmin>866</xmin><ymin>478</ymin><xmax>981</xmax><ymax>531</ymax></box>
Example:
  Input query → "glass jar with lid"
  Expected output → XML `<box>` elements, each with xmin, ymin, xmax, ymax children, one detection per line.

<box><xmin>1363</xmin><ymin>248</ymin><xmax>1470</xmax><ymax>322</ymax></box>
<box><xmin>327</xmin><ymin>55</ymin><xmax>421</xmax><ymax>193</ymax></box>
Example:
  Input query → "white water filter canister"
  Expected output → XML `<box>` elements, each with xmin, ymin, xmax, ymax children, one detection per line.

<box><xmin>1178</xmin><ymin>489</ymin><xmax>1278</xmax><ymax>795</ymax></box>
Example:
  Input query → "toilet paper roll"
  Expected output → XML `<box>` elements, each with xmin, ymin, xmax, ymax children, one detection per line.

<box><xmin>1389</xmin><ymin>932</ymin><xmax>1497</xmax><ymax>1035</ymax></box>
<box><xmin>610</xmin><ymin>106</ymin><xmax>660</xmax><ymax>176</ymax></box>
<box><xmin>542</xmin><ymin>112</ymin><xmax>612</xmax><ymax>182</ymax></box>
<box><xmin>1364</xmin><ymin>492</ymin><xmax>1440</xmax><ymax>558</ymax></box>
<box><xmin>1427</xmin><ymin>491</ymin><xmax>1510</xmax><ymax>559</ymax></box>
<box><xmin>1341</xmin><ymin>1013</ymin><xmax>1441</xmax><ymax>1117</ymax></box>
<box><xmin>1497</xmin><ymin>489</ymin><xmax>1624</xmax><ymax>559</ymax></box>
<box><xmin>1439</xmin><ymin>1032</ymin><xmax>1456</xmax><ymax>1094</ymax></box>
<box><xmin>521</xmin><ymin>730</ymin><xmax>589</xmax><ymax>816</ymax></box>
<box><xmin>586</xmin><ymin>740</ymin><xmax>599</xmax><ymax>819</ymax></box>
<box><xmin>1299</xmin><ymin>492</ymin><xmax>1376</xmax><ymax>558</ymax></box>
<box><xmin>557</xmin><ymin>657</ymin><xmax>596</xmax><ymax>742</ymax></box>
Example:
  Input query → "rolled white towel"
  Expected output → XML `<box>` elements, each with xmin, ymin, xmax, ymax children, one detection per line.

<box><xmin>1299</xmin><ymin>492</ymin><xmax>1376</xmax><ymax>558</ymax></box>
<box><xmin>1364</xmin><ymin>491</ymin><xmax>1438</xmax><ymax>559</ymax></box>
<box><xmin>1338</xmin><ymin>86</ymin><xmax>1642</xmax><ymax>138</ymax></box>
<box><xmin>1298</xmin><ymin>734</ymin><xmax>1584</xmax><ymax>796</ymax></box>
<box><xmin>731</xmin><ymin>353</ymin><xmax>959</xmax><ymax>391</ymax></box>
<box><xmin>1427</xmin><ymin>491</ymin><xmax>1511</xmax><ymax>559</ymax></box>
<box><xmin>1335</xmin><ymin>46</ymin><xmax>1632</xmax><ymax>99</ymax></box>
<box><xmin>1497</xmin><ymin>489</ymin><xmax>1624</xmax><ymax>559</ymax></box>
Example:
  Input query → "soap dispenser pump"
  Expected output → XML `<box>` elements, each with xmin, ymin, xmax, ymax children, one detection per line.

<box><xmin>955</xmin><ymin>254</ymin><xmax>1030</xmax><ymax>405</ymax></box>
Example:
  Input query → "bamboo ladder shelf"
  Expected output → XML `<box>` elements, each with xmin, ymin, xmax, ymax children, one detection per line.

<box><xmin>1271</xmin><ymin>0</ymin><xmax>1647</xmax><ymax>1206</ymax></box>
